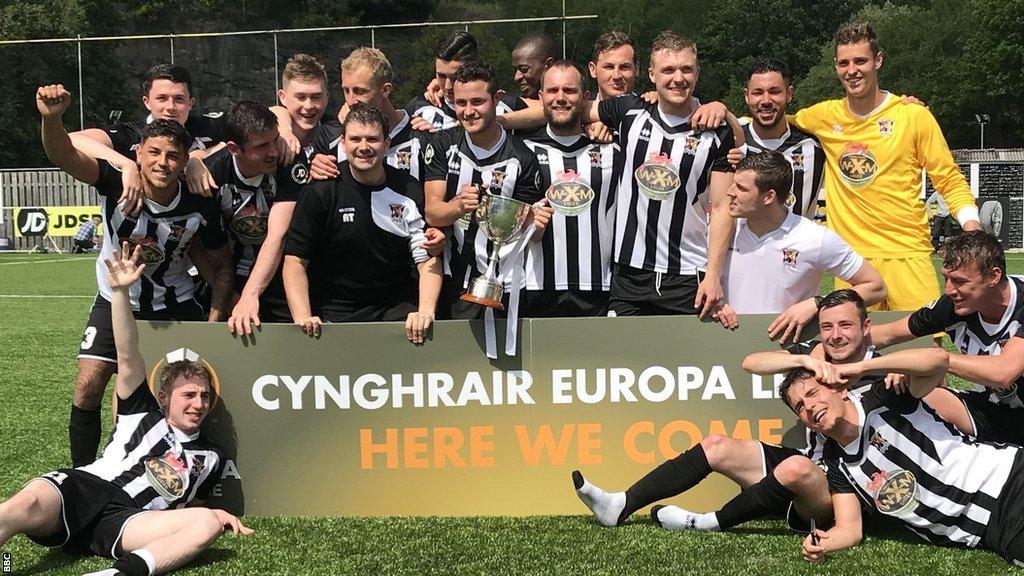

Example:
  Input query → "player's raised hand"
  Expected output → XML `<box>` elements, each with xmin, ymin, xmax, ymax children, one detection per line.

<box><xmin>423</xmin><ymin>227</ymin><xmax>446</xmax><ymax>257</ymax></box>
<box><xmin>185</xmin><ymin>157</ymin><xmax>219</xmax><ymax>197</ymax></box>
<box><xmin>690</xmin><ymin>101</ymin><xmax>727</xmax><ymax>131</ymax></box>
<box><xmin>309</xmin><ymin>153</ymin><xmax>341</xmax><ymax>180</ymax></box>
<box><xmin>104</xmin><ymin>241</ymin><xmax>145</xmax><ymax>290</ymax></box>
<box><xmin>36</xmin><ymin>84</ymin><xmax>72</xmax><ymax>118</ymax></box>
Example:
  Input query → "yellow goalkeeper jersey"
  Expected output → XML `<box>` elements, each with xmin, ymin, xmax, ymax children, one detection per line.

<box><xmin>791</xmin><ymin>93</ymin><xmax>974</xmax><ymax>258</ymax></box>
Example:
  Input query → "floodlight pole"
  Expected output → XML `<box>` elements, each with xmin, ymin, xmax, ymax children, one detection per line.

<box><xmin>975</xmin><ymin>113</ymin><xmax>990</xmax><ymax>150</ymax></box>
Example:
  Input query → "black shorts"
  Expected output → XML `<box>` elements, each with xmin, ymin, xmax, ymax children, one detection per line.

<box><xmin>319</xmin><ymin>297</ymin><xmax>416</xmax><ymax>323</ymax></box>
<box><xmin>608</xmin><ymin>264</ymin><xmax>700</xmax><ymax>316</ymax></box>
<box><xmin>78</xmin><ymin>295</ymin><xmax>205</xmax><ymax>363</ymax></box>
<box><xmin>961</xmin><ymin>391</ymin><xmax>1024</xmax><ymax>445</ymax></box>
<box><xmin>522</xmin><ymin>289</ymin><xmax>609</xmax><ymax>318</ymax></box>
<box><xmin>28</xmin><ymin>469</ymin><xmax>146</xmax><ymax>559</ymax></box>
<box><xmin>984</xmin><ymin>450</ymin><xmax>1024</xmax><ymax>565</ymax></box>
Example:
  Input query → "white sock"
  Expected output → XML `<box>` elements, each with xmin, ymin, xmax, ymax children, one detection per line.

<box><xmin>572</xmin><ymin>470</ymin><xmax>626</xmax><ymax>527</ymax></box>
<box><xmin>652</xmin><ymin>505</ymin><xmax>721</xmax><ymax>531</ymax></box>
<box><xmin>81</xmin><ymin>570</ymin><xmax>120</xmax><ymax>576</ymax></box>
<box><xmin>132</xmin><ymin>548</ymin><xmax>157</xmax><ymax>576</ymax></box>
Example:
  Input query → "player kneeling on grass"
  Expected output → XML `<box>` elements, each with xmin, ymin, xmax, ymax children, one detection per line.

<box><xmin>0</xmin><ymin>244</ymin><xmax>251</xmax><ymax>576</ymax></box>
<box><xmin>782</xmin><ymin>365</ymin><xmax>1024</xmax><ymax>565</ymax></box>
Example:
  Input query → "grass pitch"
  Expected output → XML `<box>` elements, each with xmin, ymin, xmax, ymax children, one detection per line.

<box><xmin>1</xmin><ymin>252</ymin><xmax>1023</xmax><ymax>575</ymax></box>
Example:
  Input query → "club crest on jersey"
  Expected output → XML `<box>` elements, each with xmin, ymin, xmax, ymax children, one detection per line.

<box><xmin>635</xmin><ymin>153</ymin><xmax>681</xmax><ymax>201</ymax></box>
<box><xmin>782</xmin><ymin>248</ymin><xmax>799</xmax><ymax>265</ymax></box>
<box><xmin>684</xmin><ymin>136</ymin><xmax>700</xmax><ymax>154</ymax></box>
<box><xmin>490</xmin><ymin>170</ymin><xmax>507</xmax><ymax>189</ymax></box>
<box><xmin>389</xmin><ymin>203</ymin><xmax>406</xmax><ymax>222</ymax></box>
<box><xmin>144</xmin><ymin>450</ymin><xmax>190</xmax><ymax>500</ymax></box>
<box><xmin>832</xmin><ymin>123</ymin><xmax>843</xmax><ymax>134</ymax></box>
<box><xmin>291</xmin><ymin>163</ymin><xmax>311</xmax><ymax>184</ymax></box>
<box><xmin>878</xmin><ymin>119</ymin><xmax>894</xmax><ymax>137</ymax></box>
<box><xmin>395</xmin><ymin>150</ymin><xmax>412</xmax><ymax>170</ymax></box>
<box><xmin>790</xmin><ymin>153</ymin><xmax>805</xmax><ymax>171</ymax></box>
<box><xmin>838</xmin><ymin>142</ymin><xmax>878</xmax><ymax>188</ymax></box>
<box><xmin>588</xmin><ymin>149</ymin><xmax>603</xmax><ymax>164</ymax></box>
<box><xmin>190</xmin><ymin>454</ymin><xmax>207</xmax><ymax>479</ymax></box>
<box><xmin>546</xmin><ymin>170</ymin><xmax>595</xmax><ymax>217</ymax></box>
<box><xmin>867</xmin><ymin>470</ymin><xmax>918</xmax><ymax>517</ymax></box>
<box><xmin>424</xmin><ymin>143</ymin><xmax>435</xmax><ymax>164</ymax></box>
<box><xmin>230</xmin><ymin>204</ymin><xmax>268</xmax><ymax>243</ymax></box>
<box><xmin>166</xmin><ymin>224</ymin><xmax>187</xmax><ymax>241</ymax></box>
<box><xmin>126</xmin><ymin>234</ymin><xmax>165</xmax><ymax>265</ymax></box>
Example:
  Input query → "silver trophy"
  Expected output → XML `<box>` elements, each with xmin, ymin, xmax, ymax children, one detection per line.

<box><xmin>460</xmin><ymin>194</ymin><xmax>533</xmax><ymax>310</ymax></box>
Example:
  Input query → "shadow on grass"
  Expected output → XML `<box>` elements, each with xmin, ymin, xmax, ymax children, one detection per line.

<box><xmin>188</xmin><ymin>547</ymin><xmax>238</xmax><ymax>569</ymax></box>
<box><xmin>14</xmin><ymin>550</ymin><xmax>82</xmax><ymax>576</ymax></box>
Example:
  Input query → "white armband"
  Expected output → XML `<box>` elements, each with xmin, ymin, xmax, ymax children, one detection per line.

<box><xmin>955</xmin><ymin>205</ymin><xmax>980</xmax><ymax>227</ymax></box>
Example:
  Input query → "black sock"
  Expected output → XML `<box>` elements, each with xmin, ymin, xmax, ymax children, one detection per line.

<box><xmin>112</xmin><ymin>552</ymin><xmax>150</xmax><ymax>576</ymax></box>
<box><xmin>715</xmin><ymin>471</ymin><xmax>794</xmax><ymax>529</ymax></box>
<box><xmin>620</xmin><ymin>444</ymin><xmax>713</xmax><ymax>523</ymax></box>
<box><xmin>69</xmin><ymin>405</ymin><xmax>101</xmax><ymax>467</ymax></box>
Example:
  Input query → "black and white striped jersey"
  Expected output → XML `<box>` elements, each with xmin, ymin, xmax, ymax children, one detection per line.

<box><xmin>203</xmin><ymin>149</ymin><xmax>303</xmax><ymax>279</ymax></box>
<box><xmin>78</xmin><ymin>382</ymin><xmax>222</xmax><ymax>510</ymax></box>
<box><xmin>820</xmin><ymin>380</ymin><xmax>1017</xmax><ymax>548</ymax></box>
<box><xmin>908</xmin><ymin>276</ymin><xmax>1024</xmax><ymax>404</ymax></box>
<box><xmin>522</xmin><ymin>127</ymin><xmax>617</xmax><ymax>291</ymax></box>
<box><xmin>423</xmin><ymin>127</ymin><xmax>543</xmax><ymax>286</ymax></box>
<box><xmin>284</xmin><ymin>163</ymin><xmax>429</xmax><ymax>306</ymax></box>
<box><xmin>598</xmin><ymin>94</ymin><xmax>734</xmax><ymax>275</ymax></box>
<box><xmin>313</xmin><ymin>113</ymin><xmax>427</xmax><ymax>181</ymax></box>
<box><xmin>405</xmin><ymin>93</ymin><xmax>528</xmax><ymax>131</ymax></box>
<box><xmin>741</xmin><ymin>120</ymin><xmax>825</xmax><ymax>218</ymax></box>
<box><xmin>106</xmin><ymin>112</ymin><xmax>225</xmax><ymax>160</ymax></box>
<box><xmin>94</xmin><ymin>161</ymin><xmax>227</xmax><ymax>312</ymax></box>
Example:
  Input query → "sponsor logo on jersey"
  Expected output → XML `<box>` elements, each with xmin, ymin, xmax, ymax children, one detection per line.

<box><xmin>394</xmin><ymin>150</ymin><xmax>412</xmax><ymax>170</ymax></box>
<box><xmin>536</xmin><ymin>152</ymin><xmax>549</xmax><ymax>164</ymax></box>
<box><xmin>291</xmin><ymin>163</ymin><xmax>311</xmax><ymax>184</ymax></box>
<box><xmin>546</xmin><ymin>170</ymin><xmax>594</xmax><ymax>217</ymax></box>
<box><xmin>868</xmin><ymin>469</ymin><xmax>918</xmax><ymax>517</ymax></box>
<box><xmin>639</xmin><ymin>127</ymin><xmax>651</xmax><ymax>141</ymax></box>
<box><xmin>782</xmin><ymin>248</ymin><xmax>799</xmax><ymax>265</ymax></box>
<box><xmin>838</xmin><ymin>142</ymin><xmax>877</xmax><ymax>188</ymax></box>
<box><xmin>126</xmin><ymin>234</ymin><xmax>165</xmax><ymax>265</ymax></box>
<box><xmin>878</xmin><ymin>119</ymin><xmax>894</xmax><ymax>137</ymax></box>
<box><xmin>230</xmin><ymin>204</ymin><xmax>268</xmax><ymax>243</ymax></box>
<box><xmin>144</xmin><ymin>450</ymin><xmax>189</xmax><ymax>500</ymax></box>
<box><xmin>635</xmin><ymin>153</ymin><xmax>680</xmax><ymax>201</ymax></box>
<box><xmin>338</xmin><ymin>206</ymin><xmax>356</xmax><ymax>223</ymax></box>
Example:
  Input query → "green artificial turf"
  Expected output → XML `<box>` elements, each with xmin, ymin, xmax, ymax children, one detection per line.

<box><xmin>1</xmin><ymin>252</ymin><xmax>1022</xmax><ymax>575</ymax></box>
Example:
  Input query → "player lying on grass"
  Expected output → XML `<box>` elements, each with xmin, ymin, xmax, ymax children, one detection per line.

<box><xmin>572</xmin><ymin>290</ymin><xmax>957</xmax><ymax>533</ymax></box>
<box><xmin>0</xmin><ymin>244</ymin><xmax>251</xmax><ymax>576</ymax></box>
<box><xmin>783</xmin><ymin>365</ymin><xmax>1024</xmax><ymax>565</ymax></box>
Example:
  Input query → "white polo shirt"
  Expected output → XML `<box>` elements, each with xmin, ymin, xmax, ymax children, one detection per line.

<box><xmin>723</xmin><ymin>212</ymin><xmax>863</xmax><ymax>313</ymax></box>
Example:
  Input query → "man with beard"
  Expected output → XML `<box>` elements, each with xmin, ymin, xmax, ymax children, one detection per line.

<box><xmin>739</xmin><ymin>59</ymin><xmax>825</xmax><ymax>219</ymax></box>
<box><xmin>502</xmin><ymin>31</ymin><xmax>737</xmax><ymax>317</ymax></box>
<box><xmin>422</xmin><ymin>63</ymin><xmax>550</xmax><ymax>321</ymax></box>
<box><xmin>283</xmin><ymin>104</ymin><xmax>442</xmax><ymax>344</ymax></box>
<box><xmin>521</xmin><ymin>61</ymin><xmax>618</xmax><ymax>316</ymax></box>
<box><xmin>570</xmin><ymin>290</ymin><xmax>955</xmax><ymax>534</ymax></box>
<box><xmin>204</xmin><ymin>101</ymin><xmax>306</xmax><ymax>335</ymax></box>
<box><xmin>37</xmin><ymin>85</ymin><xmax>232</xmax><ymax>468</ymax></box>
<box><xmin>512</xmin><ymin>33</ymin><xmax>556</xmax><ymax>101</ymax></box>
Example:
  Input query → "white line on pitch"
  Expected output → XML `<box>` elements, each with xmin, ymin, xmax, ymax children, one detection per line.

<box><xmin>0</xmin><ymin>257</ymin><xmax>94</xmax><ymax>266</ymax></box>
<box><xmin>0</xmin><ymin>294</ymin><xmax>93</xmax><ymax>298</ymax></box>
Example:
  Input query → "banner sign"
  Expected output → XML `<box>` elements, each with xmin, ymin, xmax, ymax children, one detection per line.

<box><xmin>137</xmin><ymin>313</ymin><xmax>906</xmax><ymax>517</ymax></box>
<box><xmin>14</xmin><ymin>206</ymin><xmax>103</xmax><ymax>237</ymax></box>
